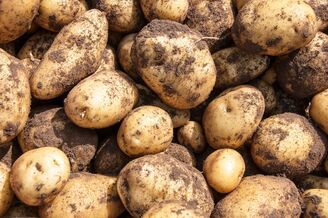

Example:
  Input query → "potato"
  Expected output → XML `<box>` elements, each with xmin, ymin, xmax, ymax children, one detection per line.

<box><xmin>0</xmin><ymin>142</ymin><xmax>21</xmax><ymax>168</ymax></box>
<box><xmin>10</xmin><ymin>147</ymin><xmax>70</xmax><ymax>206</ymax></box>
<box><xmin>212</xmin><ymin>47</ymin><xmax>270</xmax><ymax>89</ymax></box>
<box><xmin>303</xmin><ymin>189</ymin><xmax>328</xmax><ymax>217</ymax></box>
<box><xmin>39</xmin><ymin>173</ymin><xmax>125</xmax><ymax>218</ymax></box>
<box><xmin>204</xmin><ymin>149</ymin><xmax>245</xmax><ymax>193</ymax></box>
<box><xmin>0</xmin><ymin>49</ymin><xmax>31</xmax><ymax>144</ymax></box>
<box><xmin>97</xmin><ymin>46</ymin><xmax>118</xmax><ymax>71</ymax></box>
<box><xmin>0</xmin><ymin>0</ymin><xmax>40</xmax><ymax>43</ymax></box>
<box><xmin>310</xmin><ymin>89</ymin><xmax>328</xmax><ymax>134</ymax></box>
<box><xmin>298</xmin><ymin>175</ymin><xmax>328</xmax><ymax>190</ymax></box>
<box><xmin>17</xmin><ymin>31</ymin><xmax>56</xmax><ymax>60</ymax></box>
<box><xmin>185</xmin><ymin>0</ymin><xmax>235</xmax><ymax>52</ymax></box>
<box><xmin>260</xmin><ymin>66</ymin><xmax>277</xmax><ymax>85</ymax></box>
<box><xmin>3</xmin><ymin>203</ymin><xmax>38</xmax><ymax>218</ymax></box>
<box><xmin>212</xmin><ymin>175</ymin><xmax>302</xmax><ymax>218</ymax></box>
<box><xmin>134</xmin><ymin>20</ymin><xmax>216</xmax><ymax>109</ymax></box>
<box><xmin>64</xmin><ymin>70</ymin><xmax>139</xmax><ymax>129</ymax></box>
<box><xmin>276</xmin><ymin>32</ymin><xmax>328</xmax><ymax>98</ymax></box>
<box><xmin>30</xmin><ymin>9</ymin><xmax>108</xmax><ymax>100</ymax></box>
<box><xmin>0</xmin><ymin>43</ymin><xmax>16</xmax><ymax>56</ymax></box>
<box><xmin>250</xmin><ymin>79</ymin><xmax>277</xmax><ymax>114</ymax></box>
<box><xmin>251</xmin><ymin>113</ymin><xmax>326</xmax><ymax>178</ymax></box>
<box><xmin>117</xmin><ymin>153</ymin><xmax>214</xmax><ymax>217</ymax></box>
<box><xmin>236</xmin><ymin>146</ymin><xmax>262</xmax><ymax>176</ymax></box>
<box><xmin>235</xmin><ymin>0</ymin><xmax>249</xmax><ymax>10</ymax></box>
<box><xmin>203</xmin><ymin>85</ymin><xmax>265</xmax><ymax>149</ymax></box>
<box><xmin>305</xmin><ymin>0</ymin><xmax>328</xmax><ymax>30</ymax></box>
<box><xmin>35</xmin><ymin>0</ymin><xmax>88</xmax><ymax>32</ymax></box>
<box><xmin>163</xmin><ymin>143</ymin><xmax>196</xmax><ymax>167</ymax></box>
<box><xmin>0</xmin><ymin>163</ymin><xmax>14</xmax><ymax>216</ymax></box>
<box><xmin>140</xmin><ymin>0</ymin><xmax>189</xmax><ymax>22</ymax></box>
<box><xmin>20</xmin><ymin>58</ymin><xmax>40</xmax><ymax>79</ymax></box>
<box><xmin>17</xmin><ymin>106</ymin><xmax>98</xmax><ymax>172</ymax></box>
<box><xmin>232</xmin><ymin>0</ymin><xmax>318</xmax><ymax>56</ymax></box>
<box><xmin>177</xmin><ymin>121</ymin><xmax>206</xmax><ymax>153</ymax></box>
<box><xmin>117</xmin><ymin>106</ymin><xmax>173</xmax><ymax>157</ymax></box>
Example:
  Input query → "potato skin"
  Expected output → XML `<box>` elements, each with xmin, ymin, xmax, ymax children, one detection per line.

<box><xmin>251</xmin><ymin>79</ymin><xmax>277</xmax><ymax>114</ymax></box>
<box><xmin>0</xmin><ymin>0</ymin><xmax>40</xmax><ymax>43</ymax></box>
<box><xmin>305</xmin><ymin>0</ymin><xmax>328</xmax><ymax>30</ymax></box>
<box><xmin>0</xmin><ymin>142</ymin><xmax>21</xmax><ymax>168</ymax></box>
<box><xmin>117</xmin><ymin>153</ymin><xmax>214</xmax><ymax>217</ymax></box>
<box><xmin>303</xmin><ymin>189</ymin><xmax>328</xmax><ymax>217</ymax></box>
<box><xmin>30</xmin><ymin>9</ymin><xmax>108</xmax><ymax>100</ymax></box>
<box><xmin>177</xmin><ymin>121</ymin><xmax>206</xmax><ymax>153</ymax></box>
<box><xmin>310</xmin><ymin>89</ymin><xmax>328</xmax><ymax>134</ymax></box>
<box><xmin>39</xmin><ymin>173</ymin><xmax>125</xmax><ymax>218</ymax></box>
<box><xmin>163</xmin><ymin>143</ymin><xmax>196</xmax><ymax>167</ymax></box>
<box><xmin>0</xmin><ymin>49</ymin><xmax>31</xmax><ymax>144</ymax></box>
<box><xmin>0</xmin><ymin>43</ymin><xmax>16</xmax><ymax>56</ymax></box>
<box><xmin>298</xmin><ymin>175</ymin><xmax>328</xmax><ymax>190</ymax></box>
<box><xmin>3</xmin><ymin>203</ymin><xmax>38</xmax><ymax>218</ymax></box>
<box><xmin>97</xmin><ymin>46</ymin><xmax>118</xmax><ymax>71</ymax></box>
<box><xmin>20</xmin><ymin>58</ymin><xmax>40</xmax><ymax>79</ymax></box>
<box><xmin>0</xmin><ymin>163</ymin><xmax>14</xmax><ymax>216</ymax></box>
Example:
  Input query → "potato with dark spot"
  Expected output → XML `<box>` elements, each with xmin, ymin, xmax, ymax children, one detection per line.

<box><xmin>3</xmin><ymin>203</ymin><xmax>38</xmax><ymax>218</ymax></box>
<box><xmin>203</xmin><ymin>86</ymin><xmax>265</xmax><ymax>149</ymax></box>
<box><xmin>117</xmin><ymin>153</ymin><xmax>214</xmax><ymax>217</ymax></box>
<box><xmin>30</xmin><ymin>9</ymin><xmax>108</xmax><ymax>100</ymax></box>
<box><xmin>250</xmin><ymin>79</ymin><xmax>277</xmax><ymax>114</ymax></box>
<box><xmin>97</xmin><ymin>46</ymin><xmax>118</xmax><ymax>71</ymax></box>
<box><xmin>0</xmin><ymin>163</ymin><xmax>14</xmax><ymax>216</ymax></box>
<box><xmin>134</xmin><ymin>20</ymin><xmax>216</xmax><ymax>109</ymax></box>
<box><xmin>212</xmin><ymin>175</ymin><xmax>302</xmax><ymax>218</ymax></box>
<box><xmin>232</xmin><ymin>0</ymin><xmax>318</xmax><ymax>56</ymax></box>
<box><xmin>303</xmin><ymin>189</ymin><xmax>328</xmax><ymax>217</ymax></box>
<box><xmin>305</xmin><ymin>0</ymin><xmax>328</xmax><ymax>30</ymax></box>
<box><xmin>0</xmin><ymin>43</ymin><xmax>16</xmax><ymax>56</ymax></box>
<box><xmin>298</xmin><ymin>175</ymin><xmax>328</xmax><ymax>190</ymax></box>
<box><xmin>163</xmin><ymin>143</ymin><xmax>196</xmax><ymax>167</ymax></box>
<box><xmin>0</xmin><ymin>142</ymin><xmax>21</xmax><ymax>168</ymax></box>
<box><xmin>177</xmin><ymin>121</ymin><xmax>206</xmax><ymax>153</ymax></box>
<box><xmin>310</xmin><ymin>88</ymin><xmax>328</xmax><ymax>134</ymax></box>
<box><xmin>251</xmin><ymin>113</ymin><xmax>326</xmax><ymax>178</ymax></box>
<box><xmin>39</xmin><ymin>173</ymin><xmax>125</xmax><ymax>218</ymax></box>
<box><xmin>20</xmin><ymin>58</ymin><xmax>40</xmax><ymax>79</ymax></box>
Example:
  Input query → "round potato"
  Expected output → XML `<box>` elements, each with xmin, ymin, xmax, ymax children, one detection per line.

<box><xmin>117</xmin><ymin>106</ymin><xmax>173</xmax><ymax>157</ymax></box>
<box><xmin>298</xmin><ymin>175</ymin><xmax>328</xmax><ymax>190</ymax></box>
<box><xmin>250</xmin><ymin>79</ymin><xmax>277</xmax><ymax>114</ymax></box>
<box><xmin>134</xmin><ymin>19</ymin><xmax>216</xmax><ymax>109</ymax></box>
<box><xmin>177</xmin><ymin>121</ymin><xmax>206</xmax><ymax>153</ymax></box>
<box><xmin>0</xmin><ymin>163</ymin><xmax>14</xmax><ymax>216</ymax></box>
<box><xmin>310</xmin><ymin>89</ymin><xmax>328</xmax><ymax>134</ymax></box>
<box><xmin>203</xmin><ymin>85</ymin><xmax>265</xmax><ymax>149</ymax></box>
<box><xmin>3</xmin><ymin>203</ymin><xmax>38</xmax><ymax>218</ymax></box>
<box><xmin>303</xmin><ymin>189</ymin><xmax>328</xmax><ymax>217</ymax></box>
<box><xmin>10</xmin><ymin>147</ymin><xmax>70</xmax><ymax>206</ymax></box>
<box><xmin>0</xmin><ymin>43</ymin><xmax>16</xmax><ymax>56</ymax></box>
<box><xmin>251</xmin><ymin>113</ymin><xmax>326</xmax><ymax>178</ymax></box>
<box><xmin>163</xmin><ymin>143</ymin><xmax>196</xmax><ymax>167</ymax></box>
<box><xmin>232</xmin><ymin>0</ymin><xmax>318</xmax><ymax>56</ymax></box>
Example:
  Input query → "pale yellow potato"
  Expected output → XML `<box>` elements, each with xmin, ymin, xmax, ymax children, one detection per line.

<box><xmin>310</xmin><ymin>89</ymin><xmax>328</xmax><ymax>134</ymax></box>
<box><xmin>0</xmin><ymin>163</ymin><xmax>14</xmax><ymax>216</ymax></box>
<box><xmin>303</xmin><ymin>189</ymin><xmax>328</xmax><ymax>218</ymax></box>
<box><xmin>298</xmin><ymin>175</ymin><xmax>328</xmax><ymax>190</ymax></box>
<box><xmin>20</xmin><ymin>58</ymin><xmax>40</xmax><ymax>79</ymax></box>
<box><xmin>251</xmin><ymin>79</ymin><xmax>277</xmax><ymax>114</ymax></box>
<box><xmin>177</xmin><ymin>121</ymin><xmax>206</xmax><ymax>153</ymax></box>
<box><xmin>10</xmin><ymin>147</ymin><xmax>70</xmax><ymax>206</ymax></box>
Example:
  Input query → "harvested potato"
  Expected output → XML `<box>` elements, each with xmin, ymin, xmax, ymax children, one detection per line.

<box><xmin>0</xmin><ymin>142</ymin><xmax>21</xmax><ymax>168</ymax></box>
<box><xmin>163</xmin><ymin>143</ymin><xmax>196</xmax><ymax>167</ymax></box>
<box><xmin>232</xmin><ymin>0</ymin><xmax>318</xmax><ymax>56</ymax></box>
<box><xmin>303</xmin><ymin>189</ymin><xmax>328</xmax><ymax>217</ymax></box>
<box><xmin>276</xmin><ymin>32</ymin><xmax>328</xmax><ymax>98</ymax></box>
<box><xmin>305</xmin><ymin>0</ymin><xmax>328</xmax><ymax>30</ymax></box>
<box><xmin>177</xmin><ymin>121</ymin><xmax>206</xmax><ymax>153</ymax></box>
<box><xmin>212</xmin><ymin>47</ymin><xmax>270</xmax><ymax>89</ymax></box>
<box><xmin>97</xmin><ymin>46</ymin><xmax>117</xmax><ymax>71</ymax></box>
<box><xmin>0</xmin><ymin>163</ymin><xmax>14</xmax><ymax>216</ymax></box>
<box><xmin>251</xmin><ymin>113</ymin><xmax>326</xmax><ymax>178</ymax></box>
<box><xmin>298</xmin><ymin>175</ymin><xmax>328</xmax><ymax>190</ymax></box>
<box><xmin>10</xmin><ymin>147</ymin><xmax>70</xmax><ymax>206</ymax></box>
<box><xmin>236</xmin><ymin>146</ymin><xmax>262</xmax><ymax>176</ymax></box>
<box><xmin>251</xmin><ymin>79</ymin><xmax>277</xmax><ymax>114</ymax></box>
<box><xmin>20</xmin><ymin>58</ymin><xmax>40</xmax><ymax>79</ymax></box>
<box><xmin>35</xmin><ymin>0</ymin><xmax>88</xmax><ymax>32</ymax></box>
<box><xmin>0</xmin><ymin>43</ymin><xmax>16</xmax><ymax>56</ymax></box>
<box><xmin>212</xmin><ymin>175</ymin><xmax>302</xmax><ymax>218</ymax></box>
<box><xmin>117</xmin><ymin>106</ymin><xmax>173</xmax><ymax>157</ymax></box>
<box><xmin>203</xmin><ymin>85</ymin><xmax>265</xmax><ymax>149</ymax></box>
<box><xmin>310</xmin><ymin>89</ymin><xmax>328</xmax><ymax>134</ymax></box>
<box><xmin>260</xmin><ymin>66</ymin><xmax>277</xmax><ymax>85</ymax></box>
<box><xmin>0</xmin><ymin>49</ymin><xmax>31</xmax><ymax>144</ymax></box>
<box><xmin>0</xmin><ymin>0</ymin><xmax>40</xmax><ymax>43</ymax></box>
<box><xmin>117</xmin><ymin>153</ymin><xmax>214</xmax><ymax>217</ymax></box>
<box><xmin>235</xmin><ymin>0</ymin><xmax>249</xmax><ymax>10</ymax></box>
<box><xmin>3</xmin><ymin>203</ymin><xmax>38</xmax><ymax>218</ymax></box>
<box><xmin>204</xmin><ymin>149</ymin><xmax>245</xmax><ymax>193</ymax></box>
<box><xmin>39</xmin><ymin>173</ymin><xmax>125</xmax><ymax>218</ymax></box>
<box><xmin>134</xmin><ymin>20</ymin><xmax>216</xmax><ymax>109</ymax></box>
<box><xmin>64</xmin><ymin>70</ymin><xmax>139</xmax><ymax>129</ymax></box>
<box><xmin>30</xmin><ymin>9</ymin><xmax>108</xmax><ymax>100</ymax></box>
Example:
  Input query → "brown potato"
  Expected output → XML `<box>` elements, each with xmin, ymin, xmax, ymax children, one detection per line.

<box><xmin>177</xmin><ymin>121</ymin><xmax>206</xmax><ymax>153</ymax></box>
<box><xmin>20</xmin><ymin>58</ymin><xmax>40</xmax><ymax>79</ymax></box>
<box><xmin>310</xmin><ymin>89</ymin><xmax>328</xmax><ymax>134</ymax></box>
<box><xmin>260</xmin><ymin>66</ymin><xmax>277</xmax><ymax>85</ymax></box>
<box><xmin>163</xmin><ymin>143</ymin><xmax>196</xmax><ymax>167</ymax></box>
<box><xmin>298</xmin><ymin>175</ymin><xmax>328</xmax><ymax>190</ymax></box>
<box><xmin>0</xmin><ymin>163</ymin><xmax>14</xmax><ymax>216</ymax></box>
<box><xmin>250</xmin><ymin>79</ymin><xmax>277</xmax><ymax>114</ymax></box>
<box><xmin>305</xmin><ymin>0</ymin><xmax>328</xmax><ymax>30</ymax></box>
<box><xmin>303</xmin><ymin>189</ymin><xmax>328</xmax><ymax>217</ymax></box>
<box><xmin>235</xmin><ymin>0</ymin><xmax>249</xmax><ymax>10</ymax></box>
<box><xmin>0</xmin><ymin>142</ymin><xmax>21</xmax><ymax>168</ymax></box>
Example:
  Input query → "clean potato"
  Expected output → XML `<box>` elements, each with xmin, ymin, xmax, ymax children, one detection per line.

<box><xmin>177</xmin><ymin>121</ymin><xmax>206</xmax><ymax>153</ymax></box>
<box><xmin>303</xmin><ymin>189</ymin><xmax>328</xmax><ymax>217</ymax></box>
<box><xmin>163</xmin><ymin>143</ymin><xmax>196</xmax><ymax>167</ymax></box>
<box><xmin>310</xmin><ymin>88</ymin><xmax>328</xmax><ymax>134</ymax></box>
<box><xmin>298</xmin><ymin>175</ymin><xmax>328</xmax><ymax>190</ymax></box>
<box><xmin>0</xmin><ymin>163</ymin><xmax>14</xmax><ymax>216</ymax></box>
<box><xmin>251</xmin><ymin>79</ymin><xmax>277</xmax><ymax>114</ymax></box>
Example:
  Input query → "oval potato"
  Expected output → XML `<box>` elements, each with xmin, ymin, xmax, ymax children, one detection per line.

<box><xmin>310</xmin><ymin>88</ymin><xmax>328</xmax><ymax>134</ymax></box>
<box><xmin>0</xmin><ymin>163</ymin><xmax>14</xmax><ymax>216</ymax></box>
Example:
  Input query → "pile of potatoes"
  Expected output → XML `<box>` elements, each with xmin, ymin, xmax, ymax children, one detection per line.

<box><xmin>0</xmin><ymin>0</ymin><xmax>328</xmax><ymax>217</ymax></box>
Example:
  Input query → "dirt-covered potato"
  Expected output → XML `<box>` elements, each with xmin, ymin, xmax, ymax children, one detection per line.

<box><xmin>10</xmin><ymin>147</ymin><xmax>70</xmax><ymax>206</ymax></box>
<box><xmin>303</xmin><ymin>189</ymin><xmax>328</xmax><ymax>217</ymax></box>
<box><xmin>117</xmin><ymin>153</ymin><xmax>214</xmax><ymax>217</ymax></box>
<box><xmin>0</xmin><ymin>0</ymin><xmax>40</xmax><ymax>43</ymax></box>
<box><xmin>260</xmin><ymin>66</ymin><xmax>277</xmax><ymax>85</ymax></box>
<box><xmin>3</xmin><ymin>203</ymin><xmax>38</xmax><ymax>218</ymax></box>
<box><xmin>305</xmin><ymin>0</ymin><xmax>328</xmax><ymax>30</ymax></box>
<box><xmin>236</xmin><ymin>146</ymin><xmax>262</xmax><ymax>176</ymax></box>
<box><xmin>20</xmin><ymin>58</ymin><xmax>40</xmax><ymax>79</ymax></box>
<box><xmin>117</xmin><ymin>106</ymin><xmax>173</xmax><ymax>157</ymax></box>
<box><xmin>163</xmin><ymin>143</ymin><xmax>196</xmax><ymax>167</ymax></box>
<box><xmin>310</xmin><ymin>89</ymin><xmax>328</xmax><ymax>134</ymax></box>
<box><xmin>0</xmin><ymin>163</ymin><xmax>14</xmax><ymax>216</ymax></box>
<box><xmin>140</xmin><ymin>0</ymin><xmax>189</xmax><ymax>22</ymax></box>
<box><xmin>232</xmin><ymin>0</ymin><xmax>318</xmax><ymax>56</ymax></box>
<box><xmin>39</xmin><ymin>173</ymin><xmax>125</xmax><ymax>218</ymax></box>
<box><xmin>212</xmin><ymin>47</ymin><xmax>270</xmax><ymax>89</ymax></box>
<box><xmin>35</xmin><ymin>0</ymin><xmax>88</xmax><ymax>32</ymax></box>
<box><xmin>298</xmin><ymin>175</ymin><xmax>328</xmax><ymax>190</ymax></box>
<box><xmin>185</xmin><ymin>0</ymin><xmax>235</xmax><ymax>52</ymax></box>
<box><xmin>0</xmin><ymin>49</ymin><xmax>31</xmax><ymax>144</ymax></box>
<box><xmin>212</xmin><ymin>175</ymin><xmax>302</xmax><ymax>218</ymax></box>
<box><xmin>251</xmin><ymin>79</ymin><xmax>277</xmax><ymax>114</ymax></box>
<box><xmin>134</xmin><ymin>20</ymin><xmax>216</xmax><ymax>109</ymax></box>
<box><xmin>0</xmin><ymin>142</ymin><xmax>21</xmax><ymax>168</ymax></box>
<box><xmin>97</xmin><ymin>46</ymin><xmax>118</xmax><ymax>71</ymax></box>
<box><xmin>0</xmin><ymin>43</ymin><xmax>16</xmax><ymax>56</ymax></box>
<box><xmin>276</xmin><ymin>32</ymin><xmax>328</xmax><ymax>99</ymax></box>
<box><xmin>177</xmin><ymin>121</ymin><xmax>206</xmax><ymax>153</ymax></box>
<box><xmin>251</xmin><ymin>113</ymin><xmax>326</xmax><ymax>178</ymax></box>
<box><xmin>204</xmin><ymin>149</ymin><xmax>245</xmax><ymax>193</ymax></box>
<box><xmin>64</xmin><ymin>70</ymin><xmax>139</xmax><ymax>129</ymax></box>
<box><xmin>235</xmin><ymin>0</ymin><xmax>249</xmax><ymax>10</ymax></box>
<box><xmin>203</xmin><ymin>86</ymin><xmax>265</xmax><ymax>149</ymax></box>
<box><xmin>30</xmin><ymin>9</ymin><xmax>108</xmax><ymax>100</ymax></box>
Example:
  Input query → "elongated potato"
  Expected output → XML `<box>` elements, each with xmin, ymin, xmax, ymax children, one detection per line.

<box><xmin>30</xmin><ymin>9</ymin><xmax>108</xmax><ymax>100</ymax></box>
<box><xmin>0</xmin><ymin>163</ymin><xmax>14</xmax><ymax>216</ymax></box>
<box><xmin>303</xmin><ymin>189</ymin><xmax>328</xmax><ymax>217</ymax></box>
<box><xmin>298</xmin><ymin>175</ymin><xmax>328</xmax><ymax>190</ymax></box>
<box><xmin>310</xmin><ymin>89</ymin><xmax>328</xmax><ymax>134</ymax></box>
<box><xmin>0</xmin><ymin>49</ymin><xmax>31</xmax><ymax>144</ymax></box>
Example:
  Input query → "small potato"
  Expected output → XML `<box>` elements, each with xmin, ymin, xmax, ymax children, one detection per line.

<box><xmin>305</xmin><ymin>0</ymin><xmax>328</xmax><ymax>30</ymax></box>
<box><xmin>251</xmin><ymin>113</ymin><xmax>326</xmax><ymax>178</ymax></box>
<box><xmin>310</xmin><ymin>89</ymin><xmax>328</xmax><ymax>134</ymax></box>
<box><xmin>3</xmin><ymin>203</ymin><xmax>38</xmax><ymax>218</ymax></box>
<box><xmin>163</xmin><ymin>143</ymin><xmax>196</xmax><ymax>167</ymax></box>
<box><xmin>177</xmin><ymin>121</ymin><xmax>206</xmax><ymax>153</ymax></box>
<box><xmin>35</xmin><ymin>0</ymin><xmax>88</xmax><ymax>32</ymax></box>
<box><xmin>203</xmin><ymin>85</ymin><xmax>265</xmax><ymax>149</ymax></box>
<box><xmin>298</xmin><ymin>175</ymin><xmax>328</xmax><ymax>190</ymax></box>
<box><xmin>39</xmin><ymin>173</ymin><xmax>125</xmax><ymax>218</ymax></box>
<box><xmin>251</xmin><ymin>79</ymin><xmax>277</xmax><ymax>114</ymax></box>
<box><xmin>64</xmin><ymin>70</ymin><xmax>139</xmax><ymax>129</ymax></box>
<box><xmin>0</xmin><ymin>142</ymin><xmax>21</xmax><ymax>168</ymax></box>
<box><xmin>0</xmin><ymin>43</ymin><xmax>16</xmax><ymax>56</ymax></box>
<box><xmin>204</xmin><ymin>149</ymin><xmax>245</xmax><ymax>193</ymax></box>
<box><xmin>117</xmin><ymin>106</ymin><xmax>173</xmax><ymax>157</ymax></box>
<box><xmin>20</xmin><ymin>58</ymin><xmax>40</xmax><ymax>79</ymax></box>
<box><xmin>260</xmin><ymin>66</ymin><xmax>277</xmax><ymax>85</ymax></box>
<box><xmin>303</xmin><ymin>189</ymin><xmax>328</xmax><ymax>217</ymax></box>
<box><xmin>232</xmin><ymin>0</ymin><xmax>318</xmax><ymax>56</ymax></box>
<box><xmin>97</xmin><ymin>46</ymin><xmax>118</xmax><ymax>71</ymax></box>
<box><xmin>0</xmin><ymin>0</ymin><xmax>40</xmax><ymax>43</ymax></box>
<box><xmin>0</xmin><ymin>163</ymin><xmax>14</xmax><ymax>216</ymax></box>
<box><xmin>10</xmin><ymin>147</ymin><xmax>70</xmax><ymax>206</ymax></box>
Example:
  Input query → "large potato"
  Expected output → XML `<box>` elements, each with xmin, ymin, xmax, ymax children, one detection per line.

<box><xmin>177</xmin><ymin>121</ymin><xmax>206</xmax><ymax>153</ymax></box>
<box><xmin>0</xmin><ymin>49</ymin><xmax>31</xmax><ymax>144</ymax></box>
<box><xmin>298</xmin><ymin>175</ymin><xmax>328</xmax><ymax>190</ymax></box>
<box><xmin>134</xmin><ymin>20</ymin><xmax>216</xmax><ymax>109</ymax></box>
<box><xmin>303</xmin><ymin>189</ymin><xmax>328</xmax><ymax>217</ymax></box>
<box><xmin>310</xmin><ymin>88</ymin><xmax>328</xmax><ymax>134</ymax></box>
<box><xmin>30</xmin><ymin>9</ymin><xmax>108</xmax><ymax>100</ymax></box>
<box><xmin>0</xmin><ymin>163</ymin><xmax>14</xmax><ymax>216</ymax></box>
<box><xmin>117</xmin><ymin>153</ymin><xmax>214</xmax><ymax>217</ymax></box>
